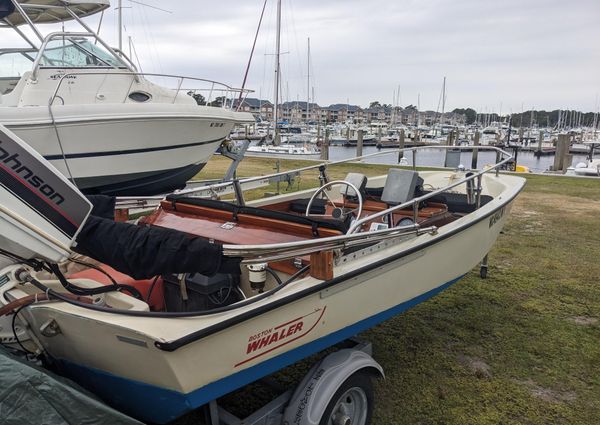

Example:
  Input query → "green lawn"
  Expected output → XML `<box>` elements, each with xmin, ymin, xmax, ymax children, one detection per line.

<box><xmin>180</xmin><ymin>158</ymin><xmax>600</xmax><ymax>425</ymax></box>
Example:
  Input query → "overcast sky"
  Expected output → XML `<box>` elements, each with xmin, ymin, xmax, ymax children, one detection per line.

<box><xmin>6</xmin><ymin>0</ymin><xmax>600</xmax><ymax>112</ymax></box>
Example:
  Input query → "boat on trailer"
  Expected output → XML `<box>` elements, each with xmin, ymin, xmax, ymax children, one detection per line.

<box><xmin>0</xmin><ymin>0</ymin><xmax>254</xmax><ymax>195</ymax></box>
<box><xmin>0</xmin><ymin>124</ymin><xmax>525</xmax><ymax>423</ymax></box>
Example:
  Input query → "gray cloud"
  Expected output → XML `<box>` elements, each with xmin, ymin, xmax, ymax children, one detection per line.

<box><xmin>4</xmin><ymin>0</ymin><xmax>599</xmax><ymax>112</ymax></box>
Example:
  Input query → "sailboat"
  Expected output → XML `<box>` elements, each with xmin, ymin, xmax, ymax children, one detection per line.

<box><xmin>0</xmin><ymin>0</ymin><xmax>254</xmax><ymax>195</ymax></box>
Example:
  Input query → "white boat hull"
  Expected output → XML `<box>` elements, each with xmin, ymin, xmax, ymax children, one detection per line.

<box><xmin>19</xmin><ymin>172</ymin><xmax>523</xmax><ymax>423</ymax></box>
<box><xmin>1</xmin><ymin>103</ymin><xmax>253</xmax><ymax>195</ymax></box>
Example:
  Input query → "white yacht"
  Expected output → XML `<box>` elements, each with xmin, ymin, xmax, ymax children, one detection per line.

<box><xmin>0</xmin><ymin>0</ymin><xmax>253</xmax><ymax>195</ymax></box>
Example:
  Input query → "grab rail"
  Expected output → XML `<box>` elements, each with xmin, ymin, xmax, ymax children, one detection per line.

<box><xmin>174</xmin><ymin>145</ymin><xmax>512</xmax><ymax>198</ymax></box>
<box><xmin>138</xmin><ymin>145</ymin><xmax>513</xmax><ymax>261</ymax></box>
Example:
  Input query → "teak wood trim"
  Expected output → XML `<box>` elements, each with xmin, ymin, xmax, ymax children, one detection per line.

<box><xmin>310</xmin><ymin>251</ymin><xmax>334</xmax><ymax>280</ymax></box>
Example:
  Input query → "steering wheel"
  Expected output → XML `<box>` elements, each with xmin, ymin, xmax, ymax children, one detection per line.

<box><xmin>305</xmin><ymin>180</ymin><xmax>363</xmax><ymax>220</ymax></box>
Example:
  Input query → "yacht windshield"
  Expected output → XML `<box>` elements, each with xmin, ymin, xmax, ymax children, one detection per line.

<box><xmin>39</xmin><ymin>38</ymin><xmax>127</xmax><ymax>68</ymax></box>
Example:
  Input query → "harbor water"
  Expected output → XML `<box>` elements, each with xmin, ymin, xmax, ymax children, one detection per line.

<box><xmin>326</xmin><ymin>146</ymin><xmax>590</xmax><ymax>173</ymax></box>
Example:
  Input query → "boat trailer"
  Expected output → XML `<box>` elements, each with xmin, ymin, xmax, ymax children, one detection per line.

<box><xmin>204</xmin><ymin>339</ymin><xmax>383</xmax><ymax>425</ymax></box>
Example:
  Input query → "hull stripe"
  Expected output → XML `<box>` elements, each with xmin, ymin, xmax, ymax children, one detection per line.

<box><xmin>44</xmin><ymin>137</ymin><xmax>225</xmax><ymax>161</ymax></box>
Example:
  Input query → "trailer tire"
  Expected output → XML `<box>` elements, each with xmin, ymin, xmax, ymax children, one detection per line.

<box><xmin>319</xmin><ymin>370</ymin><xmax>374</xmax><ymax>425</ymax></box>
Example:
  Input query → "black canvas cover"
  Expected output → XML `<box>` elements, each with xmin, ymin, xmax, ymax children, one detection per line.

<box><xmin>0</xmin><ymin>347</ymin><xmax>140</xmax><ymax>425</ymax></box>
<box><xmin>74</xmin><ymin>215</ymin><xmax>241</xmax><ymax>280</ymax></box>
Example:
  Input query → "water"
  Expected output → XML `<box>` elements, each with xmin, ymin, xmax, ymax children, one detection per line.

<box><xmin>327</xmin><ymin>146</ymin><xmax>590</xmax><ymax>173</ymax></box>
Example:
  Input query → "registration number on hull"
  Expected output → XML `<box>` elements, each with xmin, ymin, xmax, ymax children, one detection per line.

<box><xmin>489</xmin><ymin>206</ymin><xmax>506</xmax><ymax>228</ymax></box>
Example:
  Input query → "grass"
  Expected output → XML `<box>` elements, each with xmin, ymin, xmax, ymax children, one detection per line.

<box><xmin>177</xmin><ymin>157</ymin><xmax>600</xmax><ymax>425</ymax></box>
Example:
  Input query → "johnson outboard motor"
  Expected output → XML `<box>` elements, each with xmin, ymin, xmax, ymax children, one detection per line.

<box><xmin>0</xmin><ymin>125</ymin><xmax>92</xmax><ymax>270</ymax></box>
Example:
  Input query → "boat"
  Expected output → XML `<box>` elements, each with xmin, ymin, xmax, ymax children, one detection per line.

<box><xmin>0</xmin><ymin>123</ymin><xmax>525</xmax><ymax>423</ymax></box>
<box><xmin>573</xmin><ymin>159</ymin><xmax>600</xmax><ymax>176</ymax></box>
<box><xmin>0</xmin><ymin>0</ymin><xmax>254</xmax><ymax>195</ymax></box>
<box><xmin>246</xmin><ymin>142</ymin><xmax>320</xmax><ymax>157</ymax></box>
<box><xmin>571</xmin><ymin>142</ymin><xmax>600</xmax><ymax>177</ymax></box>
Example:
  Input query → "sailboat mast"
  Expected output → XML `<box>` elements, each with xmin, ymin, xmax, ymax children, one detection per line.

<box><xmin>307</xmin><ymin>37</ymin><xmax>310</xmax><ymax>123</ymax></box>
<box><xmin>417</xmin><ymin>93</ymin><xmax>420</xmax><ymax>127</ymax></box>
<box><xmin>441</xmin><ymin>76</ymin><xmax>446</xmax><ymax>123</ymax></box>
<box><xmin>273</xmin><ymin>0</ymin><xmax>282</xmax><ymax>144</ymax></box>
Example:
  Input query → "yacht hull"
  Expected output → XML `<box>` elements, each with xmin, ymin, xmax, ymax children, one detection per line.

<box><xmin>21</xmin><ymin>180</ymin><xmax>522</xmax><ymax>423</ymax></box>
<box><xmin>1</xmin><ymin>104</ymin><xmax>252</xmax><ymax>195</ymax></box>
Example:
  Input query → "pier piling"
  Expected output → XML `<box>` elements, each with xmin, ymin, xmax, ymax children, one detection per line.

<box><xmin>357</xmin><ymin>129</ymin><xmax>364</xmax><ymax>158</ymax></box>
<box><xmin>398</xmin><ymin>129</ymin><xmax>405</xmax><ymax>161</ymax></box>
<box><xmin>472</xmin><ymin>130</ymin><xmax>480</xmax><ymax>170</ymax></box>
<box><xmin>553</xmin><ymin>134</ymin><xmax>571</xmax><ymax>172</ymax></box>
<box><xmin>321</xmin><ymin>129</ymin><xmax>330</xmax><ymax>160</ymax></box>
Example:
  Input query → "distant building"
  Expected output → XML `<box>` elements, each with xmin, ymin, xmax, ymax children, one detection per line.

<box><xmin>233</xmin><ymin>98</ymin><xmax>274</xmax><ymax>120</ymax></box>
<box><xmin>281</xmin><ymin>101</ymin><xmax>321</xmax><ymax>123</ymax></box>
<box><xmin>325</xmin><ymin>104</ymin><xmax>363</xmax><ymax>123</ymax></box>
<box><xmin>363</xmin><ymin>106</ymin><xmax>391</xmax><ymax>123</ymax></box>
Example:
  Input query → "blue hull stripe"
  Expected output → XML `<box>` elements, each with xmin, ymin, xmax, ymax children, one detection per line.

<box><xmin>57</xmin><ymin>275</ymin><xmax>464</xmax><ymax>423</ymax></box>
<box><xmin>44</xmin><ymin>137</ymin><xmax>224</xmax><ymax>161</ymax></box>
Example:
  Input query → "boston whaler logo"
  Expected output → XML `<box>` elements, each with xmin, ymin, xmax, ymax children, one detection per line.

<box><xmin>235</xmin><ymin>307</ymin><xmax>327</xmax><ymax>367</ymax></box>
<box><xmin>0</xmin><ymin>140</ymin><xmax>65</xmax><ymax>205</ymax></box>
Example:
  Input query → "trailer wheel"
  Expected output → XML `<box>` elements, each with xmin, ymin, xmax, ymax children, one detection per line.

<box><xmin>319</xmin><ymin>371</ymin><xmax>374</xmax><ymax>425</ymax></box>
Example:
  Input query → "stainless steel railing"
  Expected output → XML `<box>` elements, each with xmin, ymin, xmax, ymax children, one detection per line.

<box><xmin>48</xmin><ymin>70</ymin><xmax>253</xmax><ymax>109</ymax></box>
<box><xmin>139</xmin><ymin>145</ymin><xmax>513</xmax><ymax>262</ymax></box>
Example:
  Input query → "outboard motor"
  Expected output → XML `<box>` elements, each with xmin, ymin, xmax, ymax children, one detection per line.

<box><xmin>0</xmin><ymin>125</ymin><xmax>92</xmax><ymax>269</ymax></box>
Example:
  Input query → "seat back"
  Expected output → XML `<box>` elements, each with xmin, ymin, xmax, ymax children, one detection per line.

<box><xmin>381</xmin><ymin>169</ymin><xmax>423</xmax><ymax>205</ymax></box>
<box><xmin>342</xmin><ymin>172</ymin><xmax>367</xmax><ymax>202</ymax></box>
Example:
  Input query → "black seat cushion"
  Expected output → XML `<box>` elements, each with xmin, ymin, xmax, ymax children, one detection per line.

<box><xmin>289</xmin><ymin>198</ymin><xmax>327</xmax><ymax>215</ymax></box>
<box><xmin>364</xmin><ymin>188</ymin><xmax>493</xmax><ymax>214</ymax></box>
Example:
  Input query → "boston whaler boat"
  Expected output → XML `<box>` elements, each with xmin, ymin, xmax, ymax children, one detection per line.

<box><xmin>0</xmin><ymin>0</ymin><xmax>254</xmax><ymax>195</ymax></box>
<box><xmin>0</xmin><ymin>124</ymin><xmax>525</xmax><ymax>423</ymax></box>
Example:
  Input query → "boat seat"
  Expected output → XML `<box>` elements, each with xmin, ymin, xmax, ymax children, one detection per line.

<box><xmin>380</xmin><ymin>169</ymin><xmax>424</xmax><ymax>205</ymax></box>
<box><xmin>365</xmin><ymin>188</ymin><xmax>493</xmax><ymax>214</ymax></box>
<box><xmin>68</xmin><ymin>265</ymin><xmax>165</xmax><ymax>311</ymax></box>
<box><xmin>165</xmin><ymin>195</ymin><xmax>351</xmax><ymax>234</ymax></box>
<box><xmin>420</xmin><ymin>191</ymin><xmax>493</xmax><ymax>214</ymax></box>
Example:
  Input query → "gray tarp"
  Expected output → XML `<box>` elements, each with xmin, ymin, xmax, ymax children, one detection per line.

<box><xmin>0</xmin><ymin>347</ymin><xmax>141</xmax><ymax>425</ymax></box>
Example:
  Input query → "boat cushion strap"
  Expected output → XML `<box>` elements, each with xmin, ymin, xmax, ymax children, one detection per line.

<box><xmin>166</xmin><ymin>196</ymin><xmax>349</xmax><ymax>234</ymax></box>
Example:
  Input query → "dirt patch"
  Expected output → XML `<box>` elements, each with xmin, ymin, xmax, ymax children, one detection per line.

<box><xmin>518</xmin><ymin>193</ymin><xmax>600</xmax><ymax>216</ymax></box>
<box><xmin>568</xmin><ymin>316</ymin><xmax>598</xmax><ymax>326</ymax></box>
<box><xmin>457</xmin><ymin>355</ymin><xmax>492</xmax><ymax>379</ymax></box>
<box><xmin>516</xmin><ymin>379</ymin><xmax>577</xmax><ymax>403</ymax></box>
